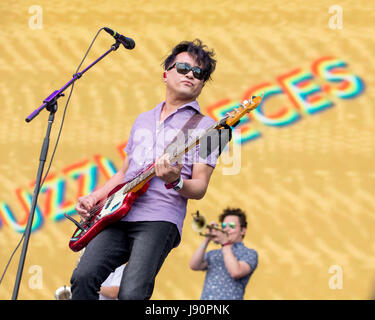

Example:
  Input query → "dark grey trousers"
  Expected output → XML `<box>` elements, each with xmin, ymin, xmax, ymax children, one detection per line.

<box><xmin>70</xmin><ymin>221</ymin><xmax>179</xmax><ymax>300</ymax></box>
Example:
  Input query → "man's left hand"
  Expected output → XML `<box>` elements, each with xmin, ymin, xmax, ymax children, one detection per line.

<box><xmin>155</xmin><ymin>153</ymin><xmax>183</xmax><ymax>183</ymax></box>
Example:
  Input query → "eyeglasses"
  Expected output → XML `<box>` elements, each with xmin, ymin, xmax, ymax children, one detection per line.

<box><xmin>221</xmin><ymin>222</ymin><xmax>236</xmax><ymax>229</ymax></box>
<box><xmin>167</xmin><ymin>62</ymin><xmax>204</xmax><ymax>80</ymax></box>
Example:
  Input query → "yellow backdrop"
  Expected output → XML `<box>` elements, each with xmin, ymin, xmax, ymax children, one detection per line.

<box><xmin>0</xmin><ymin>0</ymin><xmax>374</xmax><ymax>300</ymax></box>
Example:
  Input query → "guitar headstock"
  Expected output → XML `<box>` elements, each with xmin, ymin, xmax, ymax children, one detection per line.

<box><xmin>222</xmin><ymin>94</ymin><xmax>263</xmax><ymax>128</ymax></box>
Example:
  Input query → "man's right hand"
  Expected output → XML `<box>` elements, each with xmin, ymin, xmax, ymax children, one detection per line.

<box><xmin>75</xmin><ymin>194</ymin><xmax>99</xmax><ymax>221</ymax></box>
<box><xmin>206</xmin><ymin>221</ymin><xmax>221</xmax><ymax>244</ymax></box>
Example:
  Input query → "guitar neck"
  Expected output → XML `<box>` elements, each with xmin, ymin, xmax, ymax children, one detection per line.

<box><xmin>121</xmin><ymin>117</ymin><xmax>227</xmax><ymax>195</ymax></box>
<box><xmin>119</xmin><ymin>96</ymin><xmax>262</xmax><ymax>196</ymax></box>
<box><xmin>122</xmin><ymin>165</ymin><xmax>156</xmax><ymax>194</ymax></box>
<box><xmin>168</xmin><ymin>117</ymin><xmax>228</xmax><ymax>164</ymax></box>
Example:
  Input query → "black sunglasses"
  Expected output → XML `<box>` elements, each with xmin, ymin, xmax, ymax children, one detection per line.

<box><xmin>167</xmin><ymin>62</ymin><xmax>205</xmax><ymax>80</ymax></box>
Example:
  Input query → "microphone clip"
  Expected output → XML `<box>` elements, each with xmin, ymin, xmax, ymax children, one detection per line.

<box><xmin>111</xmin><ymin>41</ymin><xmax>121</xmax><ymax>51</ymax></box>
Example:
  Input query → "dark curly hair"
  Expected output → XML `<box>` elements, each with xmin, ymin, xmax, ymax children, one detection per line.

<box><xmin>218</xmin><ymin>207</ymin><xmax>247</xmax><ymax>229</ymax></box>
<box><xmin>163</xmin><ymin>39</ymin><xmax>216</xmax><ymax>83</ymax></box>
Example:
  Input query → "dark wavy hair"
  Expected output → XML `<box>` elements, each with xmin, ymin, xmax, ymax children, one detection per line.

<box><xmin>218</xmin><ymin>207</ymin><xmax>247</xmax><ymax>229</ymax></box>
<box><xmin>163</xmin><ymin>39</ymin><xmax>216</xmax><ymax>83</ymax></box>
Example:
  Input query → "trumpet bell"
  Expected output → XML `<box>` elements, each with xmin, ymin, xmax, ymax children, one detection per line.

<box><xmin>191</xmin><ymin>211</ymin><xmax>206</xmax><ymax>233</ymax></box>
<box><xmin>191</xmin><ymin>210</ymin><xmax>228</xmax><ymax>237</ymax></box>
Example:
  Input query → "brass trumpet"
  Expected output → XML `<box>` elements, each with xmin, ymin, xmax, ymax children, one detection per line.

<box><xmin>191</xmin><ymin>211</ymin><xmax>227</xmax><ymax>237</ymax></box>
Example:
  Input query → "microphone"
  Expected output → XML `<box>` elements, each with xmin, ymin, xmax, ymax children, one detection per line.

<box><xmin>104</xmin><ymin>27</ymin><xmax>135</xmax><ymax>50</ymax></box>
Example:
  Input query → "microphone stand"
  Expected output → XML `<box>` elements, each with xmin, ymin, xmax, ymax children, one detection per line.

<box><xmin>12</xmin><ymin>41</ymin><xmax>121</xmax><ymax>300</ymax></box>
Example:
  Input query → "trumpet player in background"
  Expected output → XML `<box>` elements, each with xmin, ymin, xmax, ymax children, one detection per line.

<box><xmin>189</xmin><ymin>208</ymin><xmax>258</xmax><ymax>300</ymax></box>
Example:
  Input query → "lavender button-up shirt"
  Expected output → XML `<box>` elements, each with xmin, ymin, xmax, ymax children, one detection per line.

<box><xmin>121</xmin><ymin>100</ymin><xmax>219</xmax><ymax>244</ymax></box>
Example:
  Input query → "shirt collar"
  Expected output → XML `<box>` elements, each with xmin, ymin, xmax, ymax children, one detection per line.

<box><xmin>180</xmin><ymin>100</ymin><xmax>201</xmax><ymax>114</ymax></box>
<box><xmin>155</xmin><ymin>100</ymin><xmax>202</xmax><ymax>116</ymax></box>
<box><xmin>233</xmin><ymin>242</ymin><xmax>244</xmax><ymax>249</ymax></box>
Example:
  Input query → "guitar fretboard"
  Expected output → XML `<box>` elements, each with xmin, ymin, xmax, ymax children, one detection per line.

<box><xmin>120</xmin><ymin>116</ymin><xmax>229</xmax><ymax>195</ymax></box>
<box><xmin>121</xmin><ymin>166</ymin><xmax>156</xmax><ymax>195</ymax></box>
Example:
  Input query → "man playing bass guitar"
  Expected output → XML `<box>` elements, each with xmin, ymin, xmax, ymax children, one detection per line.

<box><xmin>70</xmin><ymin>39</ymin><xmax>220</xmax><ymax>300</ymax></box>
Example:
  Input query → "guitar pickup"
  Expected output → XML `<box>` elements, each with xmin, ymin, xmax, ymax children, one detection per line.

<box><xmin>111</xmin><ymin>202</ymin><xmax>121</xmax><ymax>211</ymax></box>
<box><xmin>105</xmin><ymin>194</ymin><xmax>115</xmax><ymax>209</ymax></box>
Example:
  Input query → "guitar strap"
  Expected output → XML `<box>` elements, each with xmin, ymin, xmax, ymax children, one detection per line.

<box><xmin>163</xmin><ymin>111</ymin><xmax>204</xmax><ymax>156</ymax></box>
<box><xmin>163</xmin><ymin>111</ymin><xmax>233</xmax><ymax>160</ymax></box>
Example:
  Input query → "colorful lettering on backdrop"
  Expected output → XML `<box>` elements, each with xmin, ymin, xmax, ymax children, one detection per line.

<box><xmin>0</xmin><ymin>156</ymin><xmax>121</xmax><ymax>232</ymax></box>
<box><xmin>0</xmin><ymin>57</ymin><xmax>364</xmax><ymax>233</ymax></box>
<box><xmin>207</xmin><ymin>56</ymin><xmax>364</xmax><ymax>144</ymax></box>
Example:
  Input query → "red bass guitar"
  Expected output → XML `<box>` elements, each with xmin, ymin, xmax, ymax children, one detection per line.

<box><xmin>65</xmin><ymin>95</ymin><xmax>263</xmax><ymax>251</ymax></box>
